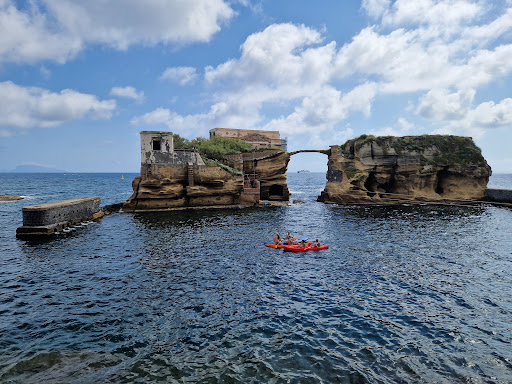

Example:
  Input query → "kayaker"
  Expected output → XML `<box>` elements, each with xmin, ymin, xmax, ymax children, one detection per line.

<box><xmin>300</xmin><ymin>240</ymin><xmax>307</xmax><ymax>248</ymax></box>
<box><xmin>314</xmin><ymin>239</ymin><xmax>321</xmax><ymax>247</ymax></box>
<box><xmin>273</xmin><ymin>233</ymin><xmax>282</xmax><ymax>245</ymax></box>
<box><xmin>285</xmin><ymin>232</ymin><xmax>297</xmax><ymax>244</ymax></box>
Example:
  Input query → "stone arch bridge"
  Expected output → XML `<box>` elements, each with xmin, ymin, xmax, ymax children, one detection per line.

<box><xmin>244</xmin><ymin>148</ymin><xmax>331</xmax><ymax>201</ymax></box>
<box><xmin>288</xmin><ymin>149</ymin><xmax>331</xmax><ymax>156</ymax></box>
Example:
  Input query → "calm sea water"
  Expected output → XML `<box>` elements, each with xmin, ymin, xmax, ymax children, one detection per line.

<box><xmin>1</xmin><ymin>172</ymin><xmax>512</xmax><ymax>383</ymax></box>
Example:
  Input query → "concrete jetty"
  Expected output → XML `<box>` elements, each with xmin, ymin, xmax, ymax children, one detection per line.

<box><xmin>16</xmin><ymin>197</ymin><xmax>104</xmax><ymax>238</ymax></box>
<box><xmin>485</xmin><ymin>189</ymin><xmax>512</xmax><ymax>204</ymax></box>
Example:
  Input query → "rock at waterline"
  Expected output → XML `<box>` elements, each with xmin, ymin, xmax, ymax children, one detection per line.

<box><xmin>0</xmin><ymin>195</ymin><xmax>23</xmax><ymax>201</ymax></box>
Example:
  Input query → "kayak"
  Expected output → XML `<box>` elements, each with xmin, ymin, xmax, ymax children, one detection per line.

<box><xmin>264</xmin><ymin>240</ymin><xmax>301</xmax><ymax>248</ymax></box>
<box><xmin>282</xmin><ymin>244</ymin><xmax>328</xmax><ymax>252</ymax></box>
<box><xmin>265</xmin><ymin>242</ymin><xmax>284</xmax><ymax>248</ymax></box>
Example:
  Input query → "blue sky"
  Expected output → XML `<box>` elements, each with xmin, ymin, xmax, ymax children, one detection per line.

<box><xmin>1</xmin><ymin>0</ymin><xmax>512</xmax><ymax>173</ymax></box>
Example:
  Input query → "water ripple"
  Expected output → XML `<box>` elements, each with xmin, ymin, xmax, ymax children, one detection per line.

<box><xmin>1</xmin><ymin>173</ymin><xmax>512</xmax><ymax>382</ymax></box>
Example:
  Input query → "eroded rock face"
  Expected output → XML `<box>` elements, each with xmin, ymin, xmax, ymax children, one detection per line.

<box><xmin>319</xmin><ymin>135</ymin><xmax>491</xmax><ymax>204</ymax></box>
<box><xmin>225</xmin><ymin>150</ymin><xmax>290</xmax><ymax>201</ymax></box>
<box><xmin>244</xmin><ymin>151</ymin><xmax>290</xmax><ymax>201</ymax></box>
<box><xmin>124</xmin><ymin>149</ymin><xmax>291</xmax><ymax>211</ymax></box>
<box><xmin>124</xmin><ymin>164</ymin><xmax>244</xmax><ymax>211</ymax></box>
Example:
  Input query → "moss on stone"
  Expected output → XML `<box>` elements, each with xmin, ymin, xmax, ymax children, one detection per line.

<box><xmin>342</xmin><ymin>134</ymin><xmax>488</xmax><ymax>172</ymax></box>
<box><xmin>203</xmin><ymin>158</ymin><xmax>243</xmax><ymax>176</ymax></box>
<box><xmin>344</xmin><ymin>165</ymin><xmax>360</xmax><ymax>179</ymax></box>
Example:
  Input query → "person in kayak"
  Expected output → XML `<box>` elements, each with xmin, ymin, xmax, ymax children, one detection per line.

<box><xmin>314</xmin><ymin>239</ymin><xmax>321</xmax><ymax>247</ymax></box>
<box><xmin>273</xmin><ymin>233</ymin><xmax>282</xmax><ymax>245</ymax></box>
<box><xmin>285</xmin><ymin>232</ymin><xmax>297</xmax><ymax>244</ymax></box>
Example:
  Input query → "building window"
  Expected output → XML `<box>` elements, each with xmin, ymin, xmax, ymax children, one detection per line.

<box><xmin>152</xmin><ymin>140</ymin><xmax>161</xmax><ymax>151</ymax></box>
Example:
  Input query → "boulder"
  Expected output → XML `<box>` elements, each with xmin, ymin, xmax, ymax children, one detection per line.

<box><xmin>0</xmin><ymin>195</ymin><xmax>23</xmax><ymax>201</ymax></box>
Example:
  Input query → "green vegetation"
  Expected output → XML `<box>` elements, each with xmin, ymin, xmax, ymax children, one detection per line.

<box><xmin>173</xmin><ymin>134</ymin><xmax>192</xmax><ymax>149</ymax></box>
<box><xmin>344</xmin><ymin>165</ymin><xmax>360</xmax><ymax>179</ymax></box>
<box><xmin>193</xmin><ymin>136</ymin><xmax>253</xmax><ymax>158</ymax></box>
<box><xmin>203</xmin><ymin>158</ymin><xmax>243</xmax><ymax>176</ymax></box>
<box><xmin>342</xmin><ymin>134</ymin><xmax>488</xmax><ymax>171</ymax></box>
<box><xmin>173</xmin><ymin>133</ymin><xmax>251</xmax><ymax>176</ymax></box>
<box><xmin>173</xmin><ymin>134</ymin><xmax>254</xmax><ymax>159</ymax></box>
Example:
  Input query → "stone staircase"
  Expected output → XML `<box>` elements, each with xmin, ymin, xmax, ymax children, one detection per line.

<box><xmin>187</xmin><ymin>163</ymin><xmax>194</xmax><ymax>187</ymax></box>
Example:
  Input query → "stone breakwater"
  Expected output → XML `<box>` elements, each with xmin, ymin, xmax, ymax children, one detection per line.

<box><xmin>16</xmin><ymin>197</ymin><xmax>104</xmax><ymax>238</ymax></box>
<box><xmin>486</xmin><ymin>188</ymin><xmax>512</xmax><ymax>204</ymax></box>
<box><xmin>319</xmin><ymin>135</ymin><xmax>491</xmax><ymax>205</ymax></box>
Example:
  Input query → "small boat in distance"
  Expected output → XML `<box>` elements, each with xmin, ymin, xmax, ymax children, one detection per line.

<box><xmin>297</xmin><ymin>170</ymin><xmax>310</xmax><ymax>173</ymax></box>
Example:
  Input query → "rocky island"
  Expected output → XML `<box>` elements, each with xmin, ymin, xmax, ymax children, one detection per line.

<box><xmin>123</xmin><ymin>130</ymin><xmax>290</xmax><ymax>212</ymax></box>
<box><xmin>319</xmin><ymin>135</ymin><xmax>491</xmax><ymax>204</ymax></box>
<box><xmin>124</xmin><ymin>130</ymin><xmax>492</xmax><ymax>211</ymax></box>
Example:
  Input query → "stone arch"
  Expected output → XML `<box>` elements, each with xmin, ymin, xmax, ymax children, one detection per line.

<box><xmin>241</xmin><ymin>149</ymin><xmax>330</xmax><ymax>202</ymax></box>
<box><xmin>285</xmin><ymin>149</ymin><xmax>331</xmax><ymax>201</ymax></box>
<box><xmin>288</xmin><ymin>149</ymin><xmax>331</xmax><ymax>156</ymax></box>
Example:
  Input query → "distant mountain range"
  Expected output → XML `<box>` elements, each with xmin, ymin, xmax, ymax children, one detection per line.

<box><xmin>1</xmin><ymin>165</ymin><xmax>67</xmax><ymax>173</ymax></box>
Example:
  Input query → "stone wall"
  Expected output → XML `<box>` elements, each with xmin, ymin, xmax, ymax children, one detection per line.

<box><xmin>486</xmin><ymin>188</ymin><xmax>512</xmax><ymax>203</ymax></box>
<box><xmin>16</xmin><ymin>197</ymin><xmax>103</xmax><ymax>237</ymax></box>
<box><xmin>21</xmin><ymin>197</ymin><xmax>101</xmax><ymax>226</ymax></box>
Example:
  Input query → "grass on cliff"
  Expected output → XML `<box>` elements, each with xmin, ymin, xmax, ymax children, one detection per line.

<box><xmin>203</xmin><ymin>158</ymin><xmax>243</xmax><ymax>176</ymax></box>
<box><xmin>173</xmin><ymin>134</ymin><xmax>254</xmax><ymax>159</ymax></box>
<box><xmin>173</xmin><ymin>134</ymin><xmax>249</xmax><ymax>176</ymax></box>
<box><xmin>341</xmin><ymin>134</ymin><xmax>488</xmax><ymax>170</ymax></box>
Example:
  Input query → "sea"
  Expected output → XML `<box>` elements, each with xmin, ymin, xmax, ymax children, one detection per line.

<box><xmin>1</xmin><ymin>172</ymin><xmax>512</xmax><ymax>383</ymax></box>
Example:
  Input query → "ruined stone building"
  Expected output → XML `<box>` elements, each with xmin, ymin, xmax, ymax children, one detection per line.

<box><xmin>209</xmin><ymin>128</ymin><xmax>287</xmax><ymax>151</ymax></box>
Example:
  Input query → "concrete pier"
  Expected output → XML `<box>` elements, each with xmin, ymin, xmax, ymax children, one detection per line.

<box><xmin>485</xmin><ymin>189</ymin><xmax>512</xmax><ymax>204</ymax></box>
<box><xmin>16</xmin><ymin>197</ymin><xmax>103</xmax><ymax>238</ymax></box>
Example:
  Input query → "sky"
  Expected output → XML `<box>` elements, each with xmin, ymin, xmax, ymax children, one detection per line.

<box><xmin>1</xmin><ymin>0</ymin><xmax>512</xmax><ymax>173</ymax></box>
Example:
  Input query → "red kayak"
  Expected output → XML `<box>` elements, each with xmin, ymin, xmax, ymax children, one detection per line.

<box><xmin>282</xmin><ymin>244</ymin><xmax>329</xmax><ymax>252</ymax></box>
<box><xmin>264</xmin><ymin>241</ymin><xmax>296</xmax><ymax>248</ymax></box>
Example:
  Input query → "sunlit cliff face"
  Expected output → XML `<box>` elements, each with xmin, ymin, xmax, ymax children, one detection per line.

<box><xmin>320</xmin><ymin>135</ymin><xmax>491</xmax><ymax>204</ymax></box>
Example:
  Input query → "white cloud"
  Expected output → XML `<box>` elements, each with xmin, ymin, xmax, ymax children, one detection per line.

<box><xmin>161</xmin><ymin>67</ymin><xmax>198</xmax><ymax>86</ymax></box>
<box><xmin>434</xmin><ymin>98</ymin><xmax>512</xmax><ymax>138</ymax></box>
<box><xmin>133</xmin><ymin>2</ymin><xmax>512</xmax><ymax>147</ymax></box>
<box><xmin>0</xmin><ymin>0</ymin><xmax>82</xmax><ymax>63</ymax></box>
<box><xmin>0</xmin><ymin>0</ymin><xmax>235</xmax><ymax>63</ymax></box>
<box><xmin>110</xmin><ymin>86</ymin><xmax>145</xmax><ymax>103</ymax></box>
<box><xmin>370</xmin><ymin>117</ymin><xmax>418</xmax><ymax>137</ymax></box>
<box><xmin>131</xmin><ymin>107</ymin><xmax>174</xmax><ymax>126</ymax></box>
<box><xmin>205</xmin><ymin>23</ymin><xmax>329</xmax><ymax>89</ymax></box>
<box><xmin>361</xmin><ymin>0</ymin><xmax>391</xmax><ymax>19</ymax></box>
<box><xmin>417</xmin><ymin>88</ymin><xmax>475</xmax><ymax>120</ymax></box>
<box><xmin>0</xmin><ymin>81</ymin><xmax>116</xmax><ymax>132</ymax></box>
<box><xmin>382</xmin><ymin>0</ymin><xmax>481</xmax><ymax>29</ymax></box>
<box><xmin>465</xmin><ymin>98</ymin><xmax>512</xmax><ymax>129</ymax></box>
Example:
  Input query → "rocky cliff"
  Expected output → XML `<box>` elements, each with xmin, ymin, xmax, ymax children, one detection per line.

<box><xmin>319</xmin><ymin>135</ymin><xmax>491</xmax><ymax>204</ymax></box>
<box><xmin>124</xmin><ymin>149</ymin><xmax>291</xmax><ymax>211</ymax></box>
<box><xmin>124</xmin><ymin>163</ymin><xmax>244</xmax><ymax>211</ymax></box>
<box><xmin>229</xmin><ymin>150</ymin><xmax>290</xmax><ymax>201</ymax></box>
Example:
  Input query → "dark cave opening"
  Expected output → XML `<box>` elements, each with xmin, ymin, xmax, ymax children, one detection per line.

<box><xmin>269</xmin><ymin>184</ymin><xmax>284</xmax><ymax>197</ymax></box>
<box><xmin>365</xmin><ymin>171</ymin><xmax>398</xmax><ymax>198</ymax></box>
<box><xmin>435</xmin><ymin>168</ymin><xmax>449</xmax><ymax>195</ymax></box>
<box><xmin>364</xmin><ymin>172</ymin><xmax>377</xmax><ymax>197</ymax></box>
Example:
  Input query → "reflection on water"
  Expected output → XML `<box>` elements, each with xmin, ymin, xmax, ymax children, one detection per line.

<box><xmin>1</xmin><ymin>173</ymin><xmax>512</xmax><ymax>383</ymax></box>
